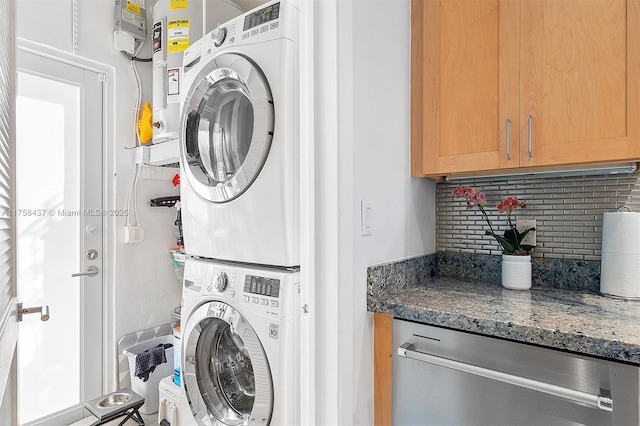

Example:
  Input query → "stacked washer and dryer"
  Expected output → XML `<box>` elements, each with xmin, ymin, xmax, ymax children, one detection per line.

<box><xmin>178</xmin><ymin>2</ymin><xmax>300</xmax><ymax>425</ymax></box>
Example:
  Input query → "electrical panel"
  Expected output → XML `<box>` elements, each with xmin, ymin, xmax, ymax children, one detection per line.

<box><xmin>115</xmin><ymin>0</ymin><xmax>147</xmax><ymax>41</ymax></box>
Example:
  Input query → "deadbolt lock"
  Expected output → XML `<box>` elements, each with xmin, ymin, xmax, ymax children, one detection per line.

<box><xmin>86</xmin><ymin>249</ymin><xmax>98</xmax><ymax>260</ymax></box>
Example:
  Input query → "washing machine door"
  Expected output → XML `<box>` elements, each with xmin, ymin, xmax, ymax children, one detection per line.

<box><xmin>181</xmin><ymin>53</ymin><xmax>274</xmax><ymax>203</ymax></box>
<box><xmin>183</xmin><ymin>301</ymin><xmax>273</xmax><ymax>425</ymax></box>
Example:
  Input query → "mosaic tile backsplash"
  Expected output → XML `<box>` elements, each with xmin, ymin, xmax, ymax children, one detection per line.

<box><xmin>367</xmin><ymin>252</ymin><xmax>601</xmax><ymax>293</ymax></box>
<box><xmin>436</xmin><ymin>172</ymin><xmax>640</xmax><ymax>261</ymax></box>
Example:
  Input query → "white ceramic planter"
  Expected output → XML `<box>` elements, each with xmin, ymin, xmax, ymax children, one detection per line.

<box><xmin>501</xmin><ymin>254</ymin><xmax>532</xmax><ymax>290</ymax></box>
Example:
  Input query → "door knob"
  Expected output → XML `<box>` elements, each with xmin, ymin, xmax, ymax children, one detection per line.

<box><xmin>17</xmin><ymin>302</ymin><xmax>50</xmax><ymax>322</ymax></box>
<box><xmin>71</xmin><ymin>265</ymin><xmax>99</xmax><ymax>277</ymax></box>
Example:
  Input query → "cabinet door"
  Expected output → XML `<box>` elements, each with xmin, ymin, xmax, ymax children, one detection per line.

<box><xmin>412</xmin><ymin>0</ymin><xmax>519</xmax><ymax>177</ymax></box>
<box><xmin>520</xmin><ymin>0</ymin><xmax>640</xmax><ymax>168</ymax></box>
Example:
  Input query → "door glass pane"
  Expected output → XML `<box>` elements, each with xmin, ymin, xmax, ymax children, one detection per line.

<box><xmin>16</xmin><ymin>72</ymin><xmax>81</xmax><ymax>424</ymax></box>
<box><xmin>196</xmin><ymin>318</ymin><xmax>255</xmax><ymax>422</ymax></box>
<box><xmin>185</xmin><ymin>78</ymin><xmax>254</xmax><ymax>185</ymax></box>
<box><xmin>181</xmin><ymin>54</ymin><xmax>274</xmax><ymax>203</ymax></box>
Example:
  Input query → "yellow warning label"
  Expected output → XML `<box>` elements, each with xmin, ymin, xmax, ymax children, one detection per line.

<box><xmin>126</xmin><ymin>1</ymin><xmax>141</xmax><ymax>15</ymax></box>
<box><xmin>168</xmin><ymin>40</ymin><xmax>190</xmax><ymax>54</ymax></box>
<box><xmin>167</xmin><ymin>19</ymin><xmax>190</xmax><ymax>54</ymax></box>
<box><xmin>168</xmin><ymin>19</ymin><xmax>190</xmax><ymax>28</ymax></box>
<box><xmin>170</xmin><ymin>0</ymin><xmax>188</xmax><ymax>10</ymax></box>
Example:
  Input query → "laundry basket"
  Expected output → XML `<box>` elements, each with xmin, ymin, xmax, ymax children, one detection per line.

<box><xmin>123</xmin><ymin>335</ymin><xmax>174</xmax><ymax>414</ymax></box>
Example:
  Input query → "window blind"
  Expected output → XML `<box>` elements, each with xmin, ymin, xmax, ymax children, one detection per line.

<box><xmin>0</xmin><ymin>0</ymin><xmax>16</xmax><ymax>421</ymax></box>
<box><xmin>0</xmin><ymin>363</ymin><xmax>13</xmax><ymax>425</ymax></box>
<box><xmin>0</xmin><ymin>0</ymin><xmax>14</xmax><ymax>320</ymax></box>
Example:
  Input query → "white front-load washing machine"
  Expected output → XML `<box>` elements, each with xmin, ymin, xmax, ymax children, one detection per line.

<box><xmin>179</xmin><ymin>0</ymin><xmax>299</xmax><ymax>268</ymax></box>
<box><xmin>180</xmin><ymin>257</ymin><xmax>299</xmax><ymax>425</ymax></box>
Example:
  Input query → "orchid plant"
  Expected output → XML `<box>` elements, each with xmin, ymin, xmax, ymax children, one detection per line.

<box><xmin>451</xmin><ymin>186</ymin><xmax>535</xmax><ymax>256</ymax></box>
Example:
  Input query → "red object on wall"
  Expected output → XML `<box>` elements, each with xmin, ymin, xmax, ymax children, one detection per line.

<box><xmin>172</xmin><ymin>174</ymin><xmax>180</xmax><ymax>187</ymax></box>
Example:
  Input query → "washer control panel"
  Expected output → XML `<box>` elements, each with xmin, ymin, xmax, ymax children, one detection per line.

<box><xmin>186</xmin><ymin>258</ymin><xmax>298</xmax><ymax>319</ymax></box>
<box><xmin>242</xmin><ymin>274</ymin><xmax>281</xmax><ymax>308</ymax></box>
<box><xmin>244</xmin><ymin>275</ymin><xmax>280</xmax><ymax>297</ymax></box>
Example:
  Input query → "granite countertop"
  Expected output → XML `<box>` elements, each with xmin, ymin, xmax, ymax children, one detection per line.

<box><xmin>368</xmin><ymin>276</ymin><xmax>640</xmax><ymax>365</ymax></box>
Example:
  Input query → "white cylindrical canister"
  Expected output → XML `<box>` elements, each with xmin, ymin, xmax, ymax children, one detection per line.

<box><xmin>151</xmin><ymin>0</ymin><xmax>243</xmax><ymax>144</ymax></box>
<box><xmin>600</xmin><ymin>211</ymin><xmax>640</xmax><ymax>299</ymax></box>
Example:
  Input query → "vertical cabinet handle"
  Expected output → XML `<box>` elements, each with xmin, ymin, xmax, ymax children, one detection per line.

<box><xmin>528</xmin><ymin>115</ymin><xmax>533</xmax><ymax>157</ymax></box>
<box><xmin>505</xmin><ymin>119</ymin><xmax>511</xmax><ymax>160</ymax></box>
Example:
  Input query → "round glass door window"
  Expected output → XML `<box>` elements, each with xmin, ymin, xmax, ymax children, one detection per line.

<box><xmin>181</xmin><ymin>53</ymin><xmax>274</xmax><ymax>203</ymax></box>
<box><xmin>184</xmin><ymin>302</ymin><xmax>273</xmax><ymax>425</ymax></box>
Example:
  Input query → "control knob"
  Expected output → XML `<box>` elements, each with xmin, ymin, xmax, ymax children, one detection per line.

<box><xmin>213</xmin><ymin>27</ymin><xmax>227</xmax><ymax>47</ymax></box>
<box><xmin>214</xmin><ymin>272</ymin><xmax>228</xmax><ymax>292</ymax></box>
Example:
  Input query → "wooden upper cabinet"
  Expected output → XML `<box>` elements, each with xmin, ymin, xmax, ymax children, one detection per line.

<box><xmin>412</xmin><ymin>0</ymin><xmax>640</xmax><ymax>178</ymax></box>
<box><xmin>412</xmin><ymin>0</ymin><xmax>520</xmax><ymax>176</ymax></box>
<box><xmin>520</xmin><ymin>0</ymin><xmax>640</xmax><ymax>168</ymax></box>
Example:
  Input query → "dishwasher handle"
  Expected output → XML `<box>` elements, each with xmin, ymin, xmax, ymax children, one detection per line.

<box><xmin>398</xmin><ymin>342</ymin><xmax>613</xmax><ymax>412</ymax></box>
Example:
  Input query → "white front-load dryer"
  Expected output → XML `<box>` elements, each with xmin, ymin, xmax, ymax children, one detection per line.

<box><xmin>179</xmin><ymin>0</ymin><xmax>299</xmax><ymax>268</ymax></box>
<box><xmin>180</xmin><ymin>257</ymin><xmax>300</xmax><ymax>425</ymax></box>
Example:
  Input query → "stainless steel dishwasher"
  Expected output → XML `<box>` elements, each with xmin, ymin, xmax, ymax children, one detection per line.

<box><xmin>393</xmin><ymin>319</ymin><xmax>640</xmax><ymax>425</ymax></box>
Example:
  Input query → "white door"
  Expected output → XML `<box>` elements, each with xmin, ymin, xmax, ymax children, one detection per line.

<box><xmin>15</xmin><ymin>48</ymin><xmax>104</xmax><ymax>426</ymax></box>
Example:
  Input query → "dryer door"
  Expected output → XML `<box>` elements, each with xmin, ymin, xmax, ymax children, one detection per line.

<box><xmin>181</xmin><ymin>53</ymin><xmax>274</xmax><ymax>203</ymax></box>
<box><xmin>183</xmin><ymin>301</ymin><xmax>273</xmax><ymax>425</ymax></box>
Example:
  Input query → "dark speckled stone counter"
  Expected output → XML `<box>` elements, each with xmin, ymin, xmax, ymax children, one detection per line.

<box><xmin>367</xmin><ymin>254</ymin><xmax>640</xmax><ymax>365</ymax></box>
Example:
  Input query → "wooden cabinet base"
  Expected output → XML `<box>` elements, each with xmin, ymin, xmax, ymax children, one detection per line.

<box><xmin>374</xmin><ymin>313</ymin><xmax>393</xmax><ymax>426</ymax></box>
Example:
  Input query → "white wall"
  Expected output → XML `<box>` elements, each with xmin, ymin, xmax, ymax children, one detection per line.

<box><xmin>340</xmin><ymin>0</ymin><xmax>436</xmax><ymax>423</ymax></box>
<box><xmin>17</xmin><ymin>0</ymin><xmax>182</xmax><ymax>391</ymax></box>
<box><xmin>306</xmin><ymin>0</ymin><xmax>435</xmax><ymax>423</ymax></box>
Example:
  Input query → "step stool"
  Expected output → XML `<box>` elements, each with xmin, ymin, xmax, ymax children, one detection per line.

<box><xmin>84</xmin><ymin>388</ymin><xmax>145</xmax><ymax>426</ymax></box>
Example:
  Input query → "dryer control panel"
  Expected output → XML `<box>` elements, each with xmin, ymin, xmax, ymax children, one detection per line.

<box><xmin>182</xmin><ymin>0</ymin><xmax>297</xmax><ymax>73</ymax></box>
<box><xmin>242</xmin><ymin>2</ymin><xmax>280</xmax><ymax>31</ymax></box>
